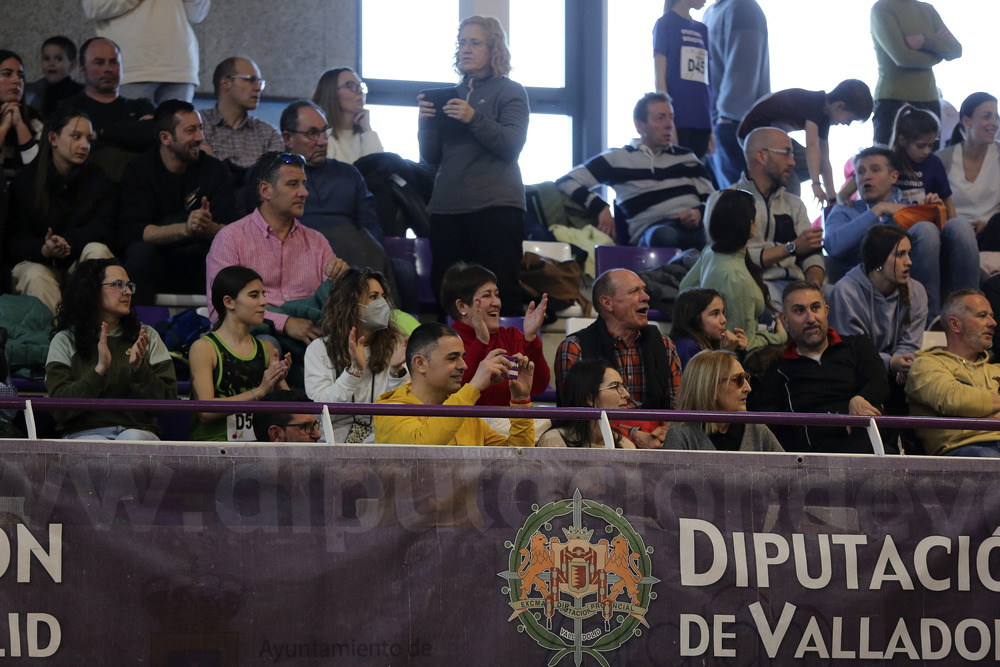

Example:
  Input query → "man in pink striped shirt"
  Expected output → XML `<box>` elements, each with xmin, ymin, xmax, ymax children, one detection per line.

<box><xmin>206</xmin><ymin>151</ymin><xmax>349</xmax><ymax>345</ymax></box>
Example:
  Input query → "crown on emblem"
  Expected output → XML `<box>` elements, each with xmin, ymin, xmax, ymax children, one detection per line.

<box><xmin>562</xmin><ymin>525</ymin><xmax>593</xmax><ymax>541</ymax></box>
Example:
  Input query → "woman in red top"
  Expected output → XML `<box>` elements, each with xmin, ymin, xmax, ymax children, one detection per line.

<box><xmin>440</xmin><ymin>262</ymin><xmax>551</xmax><ymax>405</ymax></box>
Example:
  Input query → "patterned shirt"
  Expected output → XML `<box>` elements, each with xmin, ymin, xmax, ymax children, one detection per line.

<box><xmin>554</xmin><ymin>325</ymin><xmax>682</xmax><ymax>410</ymax></box>
<box><xmin>200</xmin><ymin>105</ymin><xmax>284</xmax><ymax>169</ymax></box>
<box><xmin>206</xmin><ymin>208</ymin><xmax>335</xmax><ymax>333</ymax></box>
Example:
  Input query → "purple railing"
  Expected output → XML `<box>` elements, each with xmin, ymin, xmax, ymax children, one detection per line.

<box><xmin>2</xmin><ymin>396</ymin><xmax>999</xmax><ymax>432</ymax></box>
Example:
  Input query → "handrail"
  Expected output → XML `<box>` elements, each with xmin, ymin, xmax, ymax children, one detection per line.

<box><xmin>3</xmin><ymin>396</ymin><xmax>999</xmax><ymax>432</ymax></box>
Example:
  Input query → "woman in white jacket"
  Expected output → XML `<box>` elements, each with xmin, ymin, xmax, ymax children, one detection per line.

<box><xmin>303</xmin><ymin>268</ymin><xmax>408</xmax><ymax>443</ymax></box>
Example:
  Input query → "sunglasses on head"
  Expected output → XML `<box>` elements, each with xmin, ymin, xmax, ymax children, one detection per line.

<box><xmin>267</xmin><ymin>152</ymin><xmax>306</xmax><ymax>169</ymax></box>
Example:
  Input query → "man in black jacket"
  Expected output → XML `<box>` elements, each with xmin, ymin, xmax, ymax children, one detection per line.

<box><xmin>750</xmin><ymin>280</ymin><xmax>891</xmax><ymax>453</ymax></box>
<box><xmin>119</xmin><ymin>99</ymin><xmax>237</xmax><ymax>304</ymax></box>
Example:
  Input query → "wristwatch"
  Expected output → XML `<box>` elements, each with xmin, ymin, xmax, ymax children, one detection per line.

<box><xmin>785</xmin><ymin>241</ymin><xmax>796</xmax><ymax>254</ymax></box>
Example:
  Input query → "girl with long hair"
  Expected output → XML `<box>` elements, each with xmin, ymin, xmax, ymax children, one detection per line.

<box><xmin>663</xmin><ymin>350</ymin><xmax>782</xmax><ymax>451</ymax></box>
<box><xmin>45</xmin><ymin>259</ymin><xmax>177</xmax><ymax>439</ymax></box>
<box><xmin>670</xmin><ymin>287</ymin><xmax>748</xmax><ymax>367</ymax></box>
<box><xmin>830</xmin><ymin>225</ymin><xmax>927</xmax><ymax>392</ymax></box>
<box><xmin>188</xmin><ymin>266</ymin><xmax>291</xmax><ymax>441</ymax></box>
<box><xmin>312</xmin><ymin>67</ymin><xmax>383</xmax><ymax>164</ymax></box>
<box><xmin>7</xmin><ymin>106</ymin><xmax>115</xmax><ymax>314</ymax></box>
<box><xmin>0</xmin><ymin>50</ymin><xmax>43</xmax><ymax>181</ymax></box>
<box><xmin>303</xmin><ymin>268</ymin><xmax>408</xmax><ymax>443</ymax></box>
<box><xmin>537</xmin><ymin>359</ymin><xmax>636</xmax><ymax>449</ymax></box>
<box><xmin>678</xmin><ymin>188</ymin><xmax>787</xmax><ymax>350</ymax></box>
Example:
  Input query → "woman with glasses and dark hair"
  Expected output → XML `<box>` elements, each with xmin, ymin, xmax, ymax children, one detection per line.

<box><xmin>312</xmin><ymin>67</ymin><xmax>382</xmax><ymax>164</ymax></box>
<box><xmin>417</xmin><ymin>15</ymin><xmax>529</xmax><ymax>317</ymax></box>
<box><xmin>663</xmin><ymin>350</ymin><xmax>782</xmax><ymax>451</ymax></box>
<box><xmin>189</xmin><ymin>265</ymin><xmax>291</xmax><ymax>442</ymax></box>
<box><xmin>44</xmin><ymin>258</ymin><xmax>177</xmax><ymax>440</ymax></box>
<box><xmin>679</xmin><ymin>188</ymin><xmax>787</xmax><ymax>351</ymax></box>
<box><xmin>537</xmin><ymin>359</ymin><xmax>636</xmax><ymax>449</ymax></box>
<box><xmin>0</xmin><ymin>49</ymin><xmax>44</xmax><ymax>181</ymax></box>
<box><xmin>7</xmin><ymin>107</ymin><xmax>116</xmax><ymax>315</ymax></box>
<box><xmin>303</xmin><ymin>267</ymin><xmax>408</xmax><ymax>444</ymax></box>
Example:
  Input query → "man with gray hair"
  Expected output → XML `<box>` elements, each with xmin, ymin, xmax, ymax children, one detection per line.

<box><xmin>554</xmin><ymin>268</ymin><xmax>680</xmax><ymax>448</ymax></box>
<box><xmin>556</xmin><ymin>91</ymin><xmax>713</xmax><ymax>248</ymax></box>
<box><xmin>201</xmin><ymin>57</ymin><xmax>283</xmax><ymax>171</ymax></box>
<box><xmin>906</xmin><ymin>289</ymin><xmax>1000</xmax><ymax>457</ymax></box>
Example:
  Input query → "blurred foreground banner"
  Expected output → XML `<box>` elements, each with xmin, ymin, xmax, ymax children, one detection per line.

<box><xmin>0</xmin><ymin>440</ymin><xmax>999</xmax><ymax>665</ymax></box>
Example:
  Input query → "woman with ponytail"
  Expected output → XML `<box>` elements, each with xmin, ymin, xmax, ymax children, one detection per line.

<box><xmin>679</xmin><ymin>188</ymin><xmax>786</xmax><ymax>351</ymax></box>
<box><xmin>938</xmin><ymin>92</ymin><xmax>1000</xmax><ymax>249</ymax></box>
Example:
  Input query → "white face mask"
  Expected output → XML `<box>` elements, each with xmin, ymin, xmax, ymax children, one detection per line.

<box><xmin>360</xmin><ymin>297</ymin><xmax>391</xmax><ymax>332</ymax></box>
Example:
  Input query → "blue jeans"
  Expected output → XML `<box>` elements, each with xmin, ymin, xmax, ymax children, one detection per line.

<box><xmin>709</xmin><ymin>121</ymin><xmax>746</xmax><ymax>189</ymax></box>
<box><xmin>637</xmin><ymin>218</ymin><xmax>706</xmax><ymax>251</ymax></box>
<box><xmin>906</xmin><ymin>219</ymin><xmax>980</xmax><ymax>318</ymax></box>
<box><xmin>947</xmin><ymin>441</ymin><xmax>1000</xmax><ymax>457</ymax></box>
<box><xmin>66</xmin><ymin>426</ymin><xmax>160</xmax><ymax>441</ymax></box>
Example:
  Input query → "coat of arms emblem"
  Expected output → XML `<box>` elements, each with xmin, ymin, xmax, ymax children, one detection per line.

<box><xmin>498</xmin><ymin>489</ymin><xmax>659</xmax><ymax>666</ymax></box>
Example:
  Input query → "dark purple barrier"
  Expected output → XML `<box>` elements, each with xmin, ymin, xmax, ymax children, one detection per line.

<box><xmin>0</xmin><ymin>440</ymin><xmax>998</xmax><ymax>665</ymax></box>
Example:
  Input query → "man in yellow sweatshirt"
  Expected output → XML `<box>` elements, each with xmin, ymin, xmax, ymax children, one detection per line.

<box><xmin>374</xmin><ymin>322</ymin><xmax>535</xmax><ymax>446</ymax></box>
<box><xmin>906</xmin><ymin>289</ymin><xmax>1000</xmax><ymax>456</ymax></box>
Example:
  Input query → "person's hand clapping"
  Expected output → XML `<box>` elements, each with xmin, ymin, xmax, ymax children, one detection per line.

<box><xmin>128</xmin><ymin>328</ymin><xmax>150</xmax><ymax>372</ymax></box>
<box><xmin>258</xmin><ymin>347</ymin><xmax>291</xmax><ymax>395</ymax></box>
<box><xmin>348</xmin><ymin>326</ymin><xmax>366</xmax><ymax>374</ymax></box>
<box><xmin>523</xmin><ymin>293</ymin><xmax>548</xmax><ymax>342</ymax></box>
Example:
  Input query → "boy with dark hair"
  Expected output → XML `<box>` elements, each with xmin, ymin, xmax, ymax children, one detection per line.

<box><xmin>24</xmin><ymin>36</ymin><xmax>83</xmax><ymax>118</ymax></box>
<box><xmin>737</xmin><ymin>80</ymin><xmax>874</xmax><ymax>204</ymax></box>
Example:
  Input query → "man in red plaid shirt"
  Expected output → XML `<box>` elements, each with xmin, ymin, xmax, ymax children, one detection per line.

<box><xmin>555</xmin><ymin>269</ymin><xmax>681</xmax><ymax>448</ymax></box>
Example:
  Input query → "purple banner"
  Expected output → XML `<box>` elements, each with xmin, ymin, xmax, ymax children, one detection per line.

<box><xmin>0</xmin><ymin>440</ymin><xmax>999</xmax><ymax>665</ymax></box>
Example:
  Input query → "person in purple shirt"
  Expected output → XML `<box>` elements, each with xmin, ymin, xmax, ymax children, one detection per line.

<box><xmin>653</xmin><ymin>0</ymin><xmax>713</xmax><ymax>159</ymax></box>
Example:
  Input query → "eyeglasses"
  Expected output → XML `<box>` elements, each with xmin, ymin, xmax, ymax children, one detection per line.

<box><xmin>228</xmin><ymin>74</ymin><xmax>265</xmax><ymax>89</ymax></box>
<box><xmin>598</xmin><ymin>381</ymin><xmax>628</xmax><ymax>395</ymax></box>
<box><xmin>267</xmin><ymin>152</ymin><xmax>306</xmax><ymax>169</ymax></box>
<box><xmin>287</xmin><ymin>126</ymin><xmax>333</xmax><ymax>141</ymax></box>
<box><xmin>101</xmin><ymin>280</ymin><xmax>137</xmax><ymax>295</ymax></box>
<box><xmin>457</xmin><ymin>38</ymin><xmax>486</xmax><ymax>49</ymax></box>
<box><xmin>762</xmin><ymin>147</ymin><xmax>795</xmax><ymax>157</ymax></box>
<box><xmin>283</xmin><ymin>420</ymin><xmax>321</xmax><ymax>434</ymax></box>
<box><xmin>339</xmin><ymin>80</ymin><xmax>368</xmax><ymax>94</ymax></box>
<box><xmin>723</xmin><ymin>372</ymin><xmax>752</xmax><ymax>388</ymax></box>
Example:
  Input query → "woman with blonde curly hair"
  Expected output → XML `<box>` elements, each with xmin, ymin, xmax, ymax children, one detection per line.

<box><xmin>417</xmin><ymin>15</ymin><xmax>529</xmax><ymax>317</ymax></box>
<box><xmin>303</xmin><ymin>268</ymin><xmax>408</xmax><ymax>443</ymax></box>
<box><xmin>663</xmin><ymin>350</ymin><xmax>782</xmax><ymax>452</ymax></box>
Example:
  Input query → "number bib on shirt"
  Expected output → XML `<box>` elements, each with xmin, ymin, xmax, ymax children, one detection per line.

<box><xmin>680</xmin><ymin>46</ymin><xmax>708</xmax><ymax>84</ymax></box>
<box><xmin>227</xmin><ymin>412</ymin><xmax>256</xmax><ymax>441</ymax></box>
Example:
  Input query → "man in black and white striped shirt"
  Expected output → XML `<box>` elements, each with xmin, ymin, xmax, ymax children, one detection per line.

<box><xmin>556</xmin><ymin>91</ymin><xmax>714</xmax><ymax>249</ymax></box>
